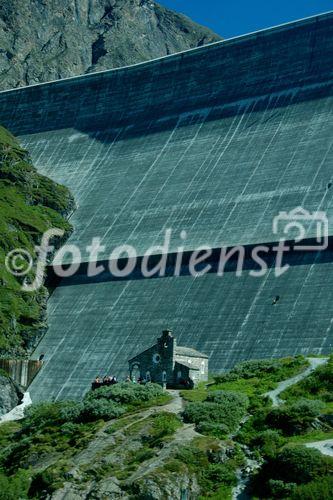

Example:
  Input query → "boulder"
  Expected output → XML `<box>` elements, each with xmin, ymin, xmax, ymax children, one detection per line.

<box><xmin>0</xmin><ymin>374</ymin><xmax>22</xmax><ymax>416</ymax></box>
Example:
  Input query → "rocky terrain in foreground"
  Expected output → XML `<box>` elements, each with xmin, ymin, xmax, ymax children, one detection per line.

<box><xmin>0</xmin><ymin>0</ymin><xmax>221</xmax><ymax>90</ymax></box>
<box><xmin>0</xmin><ymin>355</ymin><xmax>332</xmax><ymax>498</ymax></box>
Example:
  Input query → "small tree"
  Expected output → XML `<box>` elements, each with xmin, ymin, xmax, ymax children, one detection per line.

<box><xmin>266</xmin><ymin>399</ymin><xmax>324</xmax><ymax>435</ymax></box>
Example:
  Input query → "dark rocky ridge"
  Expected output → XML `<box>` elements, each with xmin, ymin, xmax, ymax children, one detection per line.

<box><xmin>0</xmin><ymin>0</ymin><xmax>221</xmax><ymax>91</ymax></box>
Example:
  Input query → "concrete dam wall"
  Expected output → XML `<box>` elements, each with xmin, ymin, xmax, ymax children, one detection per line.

<box><xmin>0</xmin><ymin>13</ymin><xmax>332</xmax><ymax>401</ymax></box>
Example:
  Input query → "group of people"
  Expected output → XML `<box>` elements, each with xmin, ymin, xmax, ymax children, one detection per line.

<box><xmin>92</xmin><ymin>374</ymin><xmax>154</xmax><ymax>390</ymax></box>
<box><xmin>91</xmin><ymin>375</ymin><xmax>118</xmax><ymax>390</ymax></box>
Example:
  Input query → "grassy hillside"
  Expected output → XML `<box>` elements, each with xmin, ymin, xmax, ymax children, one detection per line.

<box><xmin>181</xmin><ymin>356</ymin><xmax>333</xmax><ymax>499</ymax></box>
<box><xmin>0</xmin><ymin>126</ymin><xmax>74</xmax><ymax>357</ymax></box>
<box><xmin>280</xmin><ymin>356</ymin><xmax>333</xmax><ymax>414</ymax></box>
<box><xmin>0</xmin><ymin>383</ymin><xmax>242</xmax><ymax>499</ymax></box>
<box><xmin>0</xmin><ymin>356</ymin><xmax>332</xmax><ymax>499</ymax></box>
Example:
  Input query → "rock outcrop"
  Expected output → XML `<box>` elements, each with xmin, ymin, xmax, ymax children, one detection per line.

<box><xmin>0</xmin><ymin>374</ymin><xmax>22</xmax><ymax>416</ymax></box>
<box><xmin>0</xmin><ymin>0</ymin><xmax>221</xmax><ymax>90</ymax></box>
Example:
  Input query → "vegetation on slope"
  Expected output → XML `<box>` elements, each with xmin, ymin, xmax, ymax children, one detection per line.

<box><xmin>280</xmin><ymin>355</ymin><xmax>333</xmax><ymax>413</ymax></box>
<box><xmin>182</xmin><ymin>355</ymin><xmax>333</xmax><ymax>499</ymax></box>
<box><xmin>0</xmin><ymin>381</ymin><xmax>246</xmax><ymax>499</ymax></box>
<box><xmin>0</xmin><ymin>126</ymin><xmax>74</xmax><ymax>357</ymax></box>
<box><xmin>0</xmin><ymin>356</ymin><xmax>332</xmax><ymax>499</ymax></box>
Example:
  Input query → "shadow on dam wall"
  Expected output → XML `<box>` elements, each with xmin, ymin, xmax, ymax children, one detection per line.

<box><xmin>0</xmin><ymin>13</ymin><xmax>332</xmax><ymax>400</ymax></box>
<box><xmin>46</xmin><ymin>239</ymin><xmax>333</xmax><ymax>288</ymax></box>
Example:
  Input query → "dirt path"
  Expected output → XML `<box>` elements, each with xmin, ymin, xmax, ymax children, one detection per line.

<box><xmin>234</xmin><ymin>357</ymin><xmax>330</xmax><ymax>498</ymax></box>
<box><xmin>305</xmin><ymin>439</ymin><xmax>333</xmax><ymax>457</ymax></box>
<box><xmin>124</xmin><ymin>389</ymin><xmax>199</xmax><ymax>483</ymax></box>
<box><xmin>163</xmin><ymin>389</ymin><xmax>184</xmax><ymax>414</ymax></box>
<box><xmin>265</xmin><ymin>358</ymin><xmax>329</xmax><ymax>407</ymax></box>
<box><xmin>74</xmin><ymin>389</ymin><xmax>187</xmax><ymax>466</ymax></box>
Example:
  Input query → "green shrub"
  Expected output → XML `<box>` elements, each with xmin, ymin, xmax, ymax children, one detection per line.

<box><xmin>23</xmin><ymin>402</ymin><xmax>63</xmax><ymax>431</ymax></box>
<box><xmin>21</xmin><ymin>398</ymin><xmax>125</xmax><ymax>429</ymax></box>
<box><xmin>60</xmin><ymin>422</ymin><xmax>81</xmax><ymax>435</ymax></box>
<box><xmin>175</xmin><ymin>445</ymin><xmax>209</xmax><ymax>470</ymax></box>
<box><xmin>174</xmin><ymin>444</ymin><xmax>240</xmax><ymax>496</ymax></box>
<box><xmin>182</xmin><ymin>391</ymin><xmax>248</xmax><ymax>435</ymax></box>
<box><xmin>266</xmin><ymin>399</ymin><xmax>324</xmax><ymax>435</ymax></box>
<box><xmin>78</xmin><ymin>399</ymin><xmax>125</xmax><ymax>423</ymax></box>
<box><xmin>201</xmin><ymin>462</ymin><xmax>237</xmax><ymax>490</ymax></box>
<box><xmin>281</xmin><ymin>356</ymin><xmax>333</xmax><ymax>405</ymax></box>
<box><xmin>250</xmin><ymin>429</ymin><xmax>284</xmax><ymax>458</ymax></box>
<box><xmin>214</xmin><ymin>356</ymin><xmax>306</xmax><ymax>384</ymax></box>
<box><xmin>290</xmin><ymin>475</ymin><xmax>333</xmax><ymax>499</ymax></box>
<box><xmin>182</xmin><ymin>402</ymin><xmax>220</xmax><ymax>424</ymax></box>
<box><xmin>59</xmin><ymin>401</ymin><xmax>83</xmax><ymax>422</ymax></box>
<box><xmin>272</xmin><ymin>446</ymin><xmax>332</xmax><ymax>484</ymax></box>
<box><xmin>0</xmin><ymin>469</ymin><xmax>30</xmax><ymax>500</ymax></box>
<box><xmin>206</xmin><ymin>390</ymin><xmax>249</xmax><ymax>411</ymax></box>
<box><xmin>236</xmin><ymin>408</ymin><xmax>269</xmax><ymax>445</ymax></box>
<box><xmin>85</xmin><ymin>382</ymin><xmax>164</xmax><ymax>405</ymax></box>
<box><xmin>196</xmin><ymin>421</ymin><xmax>230</xmax><ymax>438</ymax></box>
<box><xmin>253</xmin><ymin>445</ymin><xmax>333</xmax><ymax>496</ymax></box>
<box><xmin>268</xmin><ymin>479</ymin><xmax>297</xmax><ymax>498</ymax></box>
<box><xmin>150</xmin><ymin>412</ymin><xmax>181</xmax><ymax>439</ymax></box>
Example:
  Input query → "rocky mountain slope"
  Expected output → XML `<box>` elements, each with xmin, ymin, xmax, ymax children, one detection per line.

<box><xmin>0</xmin><ymin>126</ymin><xmax>73</xmax><ymax>357</ymax></box>
<box><xmin>0</xmin><ymin>0</ymin><xmax>221</xmax><ymax>91</ymax></box>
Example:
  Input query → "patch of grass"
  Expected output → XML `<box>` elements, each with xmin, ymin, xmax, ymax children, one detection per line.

<box><xmin>180</xmin><ymin>389</ymin><xmax>207</xmax><ymax>403</ymax></box>
<box><xmin>199</xmin><ymin>484</ymin><xmax>233</xmax><ymax>499</ymax></box>
<box><xmin>128</xmin><ymin>393</ymin><xmax>172</xmax><ymax>410</ymax></box>
<box><xmin>290</xmin><ymin>474</ymin><xmax>333</xmax><ymax>499</ymax></box>
<box><xmin>286</xmin><ymin>429</ymin><xmax>333</xmax><ymax>445</ymax></box>
<box><xmin>0</xmin><ymin>421</ymin><xmax>21</xmax><ymax>448</ymax></box>
<box><xmin>281</xmin><ymin>356</ymin><xmax>333</xmax><ymax>412</ymax></box>
<box><xmin>144</xmin><ymin>412</ymin><xmax>182</xmax><ymax>446</ymax></box>
<box><xmin>182</xmin><ymin>357</ymin><xmax>309</xmax><ymax>411</ymax></box>
<box><xmin>164</xmin><ymin>438</ymin><xmax>244</xmax><ymax>498</ymax></box>
<box><xmin>180</xmin><ymin>381</ymin><xmax>208</xmax><ymax>403</ymax></box>
<box><xmin>182</xmin><ymin>391</ymin><xmax>249</xmax><ymax>438</ymax></box>
<box><xmin>28</xmin><ymin>458</ymin><xmax>74</xmax><ymax>496</ymax></box>
<box><xmin>0</xmin><ymin>468</ymin><xmax>30</xmax><ymax>500</ymax></box>
<box><xmin>0</xmin><ymin>402</ymin><xmax>104</xmax><ymax>475</ymax></box>
<box><xmin>127</xmin><ymin>446</ymin><xmax>156</xmax><ymax>465</ymax></box>
<box><xmin>213</xmin><ymin>356</ymin><xmax>309</xmax><ymax>405</ymax></box>
<box><xmin>104</xmin><ymin>414</ymin><xmax>139</xmax><ymax>434</ymax></box>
